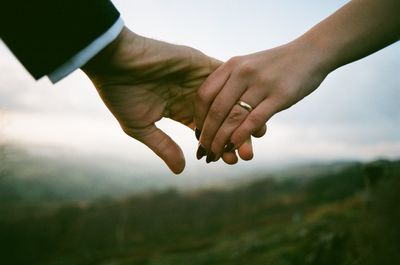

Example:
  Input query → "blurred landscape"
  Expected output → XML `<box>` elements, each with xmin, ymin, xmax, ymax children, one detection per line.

<box><xmin>0</xmin><ymin>144</ymin><xmax>399</xmax><ymax>265</ymax></box>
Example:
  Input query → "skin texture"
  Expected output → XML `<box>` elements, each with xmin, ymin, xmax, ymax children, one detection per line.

<box><xmin>195</xmin><ymin>0</ymin><xmax>400</xmax><ymax>159</ymax></box>
<box><xmin>82</xmin><ymin>27</ymin><xmax>253</xmax><ymax>174</ymax></box>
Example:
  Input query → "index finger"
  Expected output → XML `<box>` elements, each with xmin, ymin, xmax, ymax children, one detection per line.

<box><xmin>194</xmin><ymin>63</ymin><xmax>230</xmax><ymax>131</ymax></box>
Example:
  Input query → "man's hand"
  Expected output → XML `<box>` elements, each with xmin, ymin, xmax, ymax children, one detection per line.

<box><xmin>82</xmin><ymin>27</ymin><xmax>244</xmax><ymax>174</ymax></box>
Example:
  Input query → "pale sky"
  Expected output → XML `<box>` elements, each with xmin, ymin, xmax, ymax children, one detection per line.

<box><xmin>0</xmin><ymin>0</ymin><xmax>399</xmax><ymax>179</ymax></box>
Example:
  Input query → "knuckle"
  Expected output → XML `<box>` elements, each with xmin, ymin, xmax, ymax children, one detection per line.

<box><xmin>227</xmin><ymin>56</ymin><xmax>241</xmax><ymax>66</ymax></box>
<box><xmin>217</xmin><ymin>129</ymin><xmax>230</xmax><ymax>143</ymax></box>
<box><xmin>209</xmin><ymin>105</ymin><xmax>225</xmax><ymax>120</ymax></box>
<box><xmin>153</xmin><ymin>136</ymin><xmax>170</xmax><ymax>155</ymax></box>
<box><xmin>237</xmin><ymin>62</ymin><xmax>256</xmax><ymax>77</ymax></box>
<box><xmin>247</xmin><ymin>113</ymin><xmax>265</xmax><ymax>127</ymax></box>
<box><xmin>231</xmin><ymin>129</ymin><xmax>247</xmax><ymax>147</ymax></box>
<box><xmin>121</xmin><ymin>126</ymin><xmax>135</xmax><ymax>137</ymax></box>
<box><xmin>257</xmin><ymin>74</ymin><xmax>274</xmax><ymax>87</ymax></box>
<box><xmin>227</xmin><ymin>107</ymin><xmax>246</xmax><ymax>124</ymax></box>
<box><xmin>272</xmin><ymin>79</ymin><xmax>292</xmax><ymax>98</ymax></box>
<box><xmin>122</xmin><ymin>126</ymin><xmax>143</xmax><ymax>140</ymax></box>
<box><xmin>196</xmin><ymin>87</ymin><xmax>213</xmax><ymax>105</ymax></box>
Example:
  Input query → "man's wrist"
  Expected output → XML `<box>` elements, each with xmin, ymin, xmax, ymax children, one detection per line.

<box><xmin>81</xmin><ymin>26</ymin><xmax>135</xmax><ymax>76</ymax></box>
<box><xmin>48</xmin><ymin>18</ymin><xmax>124</xmax><ymax>83</ymax></box>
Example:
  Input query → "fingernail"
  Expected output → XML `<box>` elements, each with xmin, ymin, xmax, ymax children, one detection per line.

<box><xmin>206</xmin><ymin>152</ymin><xmax>215</xmax><ymax>163</ymax></box>
<box><xmin>195</xmin><ymin>128</ymin><xmax>201</xmax><ymax>140</ymax></box>
<box><xmin>224</xmin><ymin>142</ymin><xmax>236</xmax><ymax>153</ymax></box>
<box><xmin>196</xmin><ymin>145</ymin><xmax>206</xmax><ymax>160</ymax></box>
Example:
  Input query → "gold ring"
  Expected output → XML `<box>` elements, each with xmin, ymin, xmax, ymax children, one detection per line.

<box><xmin>236</xmin><ymin>100</ymin><xmax>253</xmax><ymax>112</ymax></box>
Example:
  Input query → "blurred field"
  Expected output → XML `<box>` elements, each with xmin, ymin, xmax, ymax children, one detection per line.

<box><xmin>0</xmin><ymin>146</ymin><xmax>399</xmax><ymax>265</ymax></box>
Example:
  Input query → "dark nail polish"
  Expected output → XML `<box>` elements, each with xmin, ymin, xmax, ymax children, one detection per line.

<box><xmin>206</xmin><ymin>152</ymin><xmax>215</xmax><ymax>163</ymax></box>
<box><xmin>196</xmin><ymin>145</ymin><xmax>206</xmax><ymax>160</ymax></box>
<box><xmin>195</xmin><ymin>128</ymin><xmax>201</xmax><ymax>140</ymax></box>
<box><xmin>224</xmin><ymin>142</ymin><xmax>236</xmax><ymax>153</ymax></box>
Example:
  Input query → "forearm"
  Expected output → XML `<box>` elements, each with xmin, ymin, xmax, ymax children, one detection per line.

<box><xmin>296</xmin><ymin>0</ymin><xmax>400</xmax><ymax>73</ymax></box>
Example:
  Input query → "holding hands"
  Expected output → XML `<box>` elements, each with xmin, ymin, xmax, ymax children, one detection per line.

<box><xmin>195</xmin><ymin>41</ymin><xmax>328</xmax><ymax>163</ymax></box>
<box><xmin>3</xmin><ymin>0</ymin><xmax>398</xmax><ymax>174</ymax></box>
<box><xmin>82</xmin><ymin>27</ymin><xmax>254</xmax><ymax>173</ymax></box>
<box><xmin>83</xmin><ymin>0</ymin><xmax>399</xmax><ymax>173</ymax></box>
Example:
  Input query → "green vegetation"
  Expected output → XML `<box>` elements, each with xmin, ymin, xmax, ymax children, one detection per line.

<box><xmin>0</xmin><ymin>156</ymin><xmax>399</xmax><ymax>265</ymax></box>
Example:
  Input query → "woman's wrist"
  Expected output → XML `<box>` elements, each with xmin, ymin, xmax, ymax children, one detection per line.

<box><xmin>292</xmin><ymin>0</ymin><xmax>400</xmax><ymax>77</ymax></box>
<box><xmin>287</xmin><ymin>34</ymin><xmax>336</xmax><ymax>81</ymax></box>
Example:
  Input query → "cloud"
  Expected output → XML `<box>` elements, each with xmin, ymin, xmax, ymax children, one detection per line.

<box><xmin>1</xmin><ymin>0</ymin><xmax>399</xmax><ymax>166</ymax></box>
<box><xmin>0</xmin><ymin>43</ymin><xmax>106</xmax><ymax>117</ymax></box>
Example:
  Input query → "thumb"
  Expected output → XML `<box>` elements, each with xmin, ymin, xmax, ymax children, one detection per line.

<box><xmin>123</xmin><ymin>124</ymin><xmax>186</xmax><ymax>174</ymax></box>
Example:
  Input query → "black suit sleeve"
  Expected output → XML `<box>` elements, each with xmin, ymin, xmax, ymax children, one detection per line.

<box><xmin>0</xmin><ymin>0</ymin><xmax>120</xmax><ymax>80</ymax></box>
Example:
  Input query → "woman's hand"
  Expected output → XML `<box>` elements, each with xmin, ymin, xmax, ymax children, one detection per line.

<box><xmin>195</xmin><ymin>40</ymin><xmax>330</xmax><ymax>159</ymax></box>
<box><xmin>195</xmin><ymin>0</ymin><xmax>400</xmax><ymax>160</ymax></box>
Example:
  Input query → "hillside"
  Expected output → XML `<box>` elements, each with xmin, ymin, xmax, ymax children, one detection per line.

<box><xmin>0</xmin><ymin>159</ymin><xmax>399</xmax><ymax>265</ymax></box>
<box><xmin>0</xmin><ymin>145</ymin><xmax>356</xmax><ymax>202</ymax></box>
<box><xmin>0</xmin><ymin>145</ymin><xmax>189</xmax><ymax>202</ymax></box>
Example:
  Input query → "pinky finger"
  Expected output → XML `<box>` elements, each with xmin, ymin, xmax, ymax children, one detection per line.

<box><xmin>252</xmin><ymin>124</ymin><xmax>267</xmax><ymax>138</ymax></box>
<box><xmin>231</xmin><ymin>100</ymin><xmax>276</xmax><ymax>148</ymax></box>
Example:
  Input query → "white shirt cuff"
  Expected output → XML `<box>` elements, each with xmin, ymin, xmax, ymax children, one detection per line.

<box><xmin>48</xmin><ymin>18</ymin><xmax>124</xmax><ymax>83</ymax></box>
